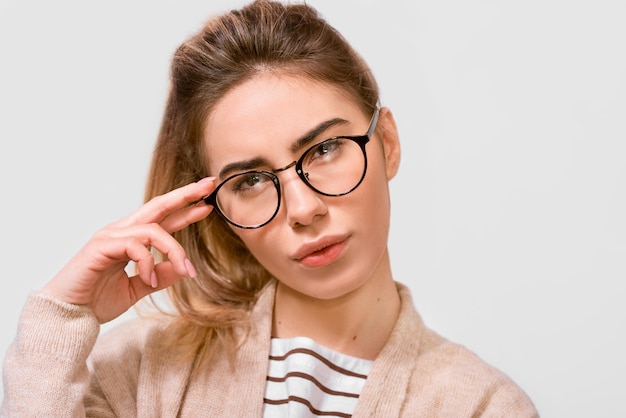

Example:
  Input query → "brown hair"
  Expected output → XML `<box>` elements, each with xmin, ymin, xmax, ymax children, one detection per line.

<box><xmin>144</xmin><ymin>0</ymin><xmax>380</xmax><ymax>363</ymax></box>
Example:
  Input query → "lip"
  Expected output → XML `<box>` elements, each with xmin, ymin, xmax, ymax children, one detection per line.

<box><xmin>292</xmin><ymin>235</ymin><xmax>349</xmax><ymax>268</ymax></box>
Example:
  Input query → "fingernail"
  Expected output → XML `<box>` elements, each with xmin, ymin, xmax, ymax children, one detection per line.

<box><xmin>151</xmin><ymin>271</ymin><xmax>158</xmax><ymax>288</ymax></box>
<box><xmin>185</xmin><ymin>258</ymin><xmax>198</xmax><ymax>278</ymax></box>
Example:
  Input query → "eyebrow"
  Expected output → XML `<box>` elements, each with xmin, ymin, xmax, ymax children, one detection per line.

<box><xmin>217</xmin><ymin>117</ymin><xmax>349</xmax><ymax>179</ymax></box>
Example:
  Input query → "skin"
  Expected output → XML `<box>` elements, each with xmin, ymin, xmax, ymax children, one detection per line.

<box><xmin>41</xmin><ymin>72</ymin><xmax>403</xmax><ymax>360</ymax></box>
<box><xmin>42</xmin><ymin>179</ymin><xmax>215</xmax><ymax>323</ymax></box>
<box><xmin>205</xmin><ymin>74</ymin><xmax>402</xmax><ymax>359</ymax></box>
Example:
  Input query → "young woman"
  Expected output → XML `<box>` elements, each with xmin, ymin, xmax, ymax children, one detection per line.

<box><xmin>2</xmin><ymin>1</ymin><xmax>538</xmax><ymax>416</ymax></box>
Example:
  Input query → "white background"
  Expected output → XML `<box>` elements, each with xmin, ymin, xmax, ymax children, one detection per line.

<box><xmin>1</xmin><ymin>1</ymin><xmax>624</xmax><ymax>416</ymax></box>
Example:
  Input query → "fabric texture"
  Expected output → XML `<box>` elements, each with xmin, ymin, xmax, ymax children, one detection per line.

<box><xmin>2</xmin><ymin>281</ymin><xmax>539</xmax><ymax>417</ymax></box>
<box><xmin>264</xmin><ymin>336</ymin><xmax>373</xmax><ymax>416</ymax></box>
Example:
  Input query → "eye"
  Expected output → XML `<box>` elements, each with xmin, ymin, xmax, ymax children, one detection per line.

<box><xmin>229</xmin><ymin>171</ymin><xmax>272</xmax><ymax>194</ymax></box>
<box><xmin>307</xmin><ymin>138</ymin><xmax>344</xmax><ymax>163</ymax></box>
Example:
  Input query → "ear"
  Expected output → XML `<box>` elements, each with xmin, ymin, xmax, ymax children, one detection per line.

<box><xmin>377</xmin><ymin>106</ymin><xmax>401</xmax><ymax>180</ymax></box>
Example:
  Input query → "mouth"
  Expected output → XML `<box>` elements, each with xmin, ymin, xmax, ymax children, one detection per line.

<box><xmin>293</xmin><ymin>236</ymin><xmax>348</xmax><ymax>268</ymax></box>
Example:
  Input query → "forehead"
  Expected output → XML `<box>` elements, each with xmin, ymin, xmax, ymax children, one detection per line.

<box><xmin>203</xmin><ymin>74</ymin><xmax>364</xmax><ymax>175</ymax></box>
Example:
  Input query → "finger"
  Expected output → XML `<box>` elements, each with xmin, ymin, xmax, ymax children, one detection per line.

<box><xmin>128</xmin><ymin>261</ymin><xmax>188</xmax><ymax>299</ymax></box>
<box><xmin>159</xmin><ymin>199</ymin><xmax>214</xmax><ymax>234</ymax></box>
<box><xmin>116</xmin><ymin>177</ymin><xmax>216</xmax><ymax>228</ymax></box>
<box><xmin>97</xmin><ymin>223</ymin><xmax>190</xmax><ymax>276</ymax></box>
<box><xmin>92</xmin><ymin>235</ymin><xmax>155</xmax><ymax>282</ymax></box>
<box><xmin>131</xmin><ymin>246</ymin><xmax>155</xmax><ymax>287</ymax></box>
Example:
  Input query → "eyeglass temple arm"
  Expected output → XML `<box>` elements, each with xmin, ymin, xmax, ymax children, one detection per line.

<box><xmin>368</xmin><ymin>108</ymin><xmax>380</xmax><ymax>137</ymax></box>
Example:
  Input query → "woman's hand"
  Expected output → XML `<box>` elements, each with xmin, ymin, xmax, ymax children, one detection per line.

<box><xmin>42</xmin><ymin>177</ymin><xmax>216</xmax><ymax>323</ymax></box>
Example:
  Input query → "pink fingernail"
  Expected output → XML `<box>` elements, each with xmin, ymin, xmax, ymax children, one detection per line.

<box><xmin>185</xmin><ymin>258</ymin><xmax>198</xmax><ymax>278</ymax></box>
<box><xmin>151</xmin><ymin>271</ymin><xmax>158</xmax><ymax>288</ymax></box>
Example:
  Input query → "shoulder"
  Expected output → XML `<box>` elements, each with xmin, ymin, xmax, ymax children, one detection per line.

<box><xmin>87</xmin><ymin>313</ymin><xmax>177</xmax><ymax>390</ymax></box>
<box><xmin>415</xmin><ymin>327</ymin><xmax>523</xmax><ymax>392</ymax></box>
<box><xmin>92</xmin><ymin>313</ymin><xmax>169</xmax><ymax>358</ymax></box>
<box><xmin>409</xmin><ymin>333</ymin><xmax>538</xmax><ymax>415</ymax></box>
<box><xmin>392</xmin><ymin>283</ymin><xmax>538</xmax><ymax>416</ymax></box>
<box><xmin>89</xmin><ymin>312</ymin><xmax>176</xmax><ymax>371</ymax></box>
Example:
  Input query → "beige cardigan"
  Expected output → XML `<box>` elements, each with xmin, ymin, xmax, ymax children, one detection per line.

<box><xmin>2</xmin><ymin>281</ymin><xmax>538</xmax><ymax>417</ymax></box>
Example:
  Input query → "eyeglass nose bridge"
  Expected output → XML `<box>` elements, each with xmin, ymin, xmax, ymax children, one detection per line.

<box><xmin>271</xmin><ymin>160</ymin><xmax>310</xmax><ymax>185</ymax></box>
<box><xmin>273</xmin><ymin>160</ymin><xmax>297</xmax><ymax>174</ymax></box>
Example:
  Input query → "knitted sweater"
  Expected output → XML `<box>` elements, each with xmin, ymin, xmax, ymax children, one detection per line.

<box><xmin>2</xmin><ymin>281</ymin><xmax>538</xmax><ymax>417</ymax></box>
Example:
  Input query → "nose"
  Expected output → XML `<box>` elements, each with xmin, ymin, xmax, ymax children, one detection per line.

<box><xmin>275</xmin><ymin>162</ymin><xmax>327</xmax><ymax>227</ymax></box>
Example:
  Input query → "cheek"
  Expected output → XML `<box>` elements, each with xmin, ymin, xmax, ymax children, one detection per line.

<box><xmin>356</xmin><ymin>154</ymin><xmax>393</xmax><ymax>249</ymax></box>
<box><xmin>232</xmin><ymin>228</ymin><xmax>276</xmax><ymax>265</ymax></box>
<box><xmin>356</xmin><ymin>149</ymin><xmax>392</xmax><ymax>216</ymax></box>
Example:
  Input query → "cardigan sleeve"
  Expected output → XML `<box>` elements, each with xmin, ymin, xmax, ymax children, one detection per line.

<box><xmin>1</xmin><ymin>292</ymin><xmax>108</xmax><ymax>417</ymax></box>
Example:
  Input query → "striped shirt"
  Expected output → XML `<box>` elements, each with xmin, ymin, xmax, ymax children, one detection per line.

<box><xmin>263</xmin><ymin>336</ymin><xmax>373</xmax><ymax>418</ymax></box>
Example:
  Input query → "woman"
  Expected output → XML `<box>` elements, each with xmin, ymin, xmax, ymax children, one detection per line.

<box><xmin>2</xmin><ymin>0</ymin><xmax>538</xmax><ymax>416</ymax></box>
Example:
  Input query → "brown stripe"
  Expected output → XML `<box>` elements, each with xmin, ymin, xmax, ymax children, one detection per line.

<box><xmin>269</xmin><ymin>348</ymin><xmax>368</xmax><ymax>379</ymax></box>
<box><xmin>264</xmin><ymin>395</ymin><xmax>352</xmax><ymax>417</ymax></box>
<box><xmin>267</xmin><ymin>371</ymin><xmax>360</xmax><ymax>398</ymax></box>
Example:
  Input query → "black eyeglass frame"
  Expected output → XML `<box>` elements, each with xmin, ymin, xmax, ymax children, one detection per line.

<box><xmin>203</xmin><ymin>108</ymin><xmax>380</xmax><ymax>229</ymax></box>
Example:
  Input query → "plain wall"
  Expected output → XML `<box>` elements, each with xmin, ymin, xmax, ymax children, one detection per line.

<box><xmin>1</xmin><ymin>1</ymin><xmax>624</xmax><ymax>416</ymax></box>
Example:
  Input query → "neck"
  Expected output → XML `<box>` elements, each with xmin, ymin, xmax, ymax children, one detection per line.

<box><xmin>271</xmin><ymin>256</ymin><xmax>400</xmax><ymax>360</ymax></box>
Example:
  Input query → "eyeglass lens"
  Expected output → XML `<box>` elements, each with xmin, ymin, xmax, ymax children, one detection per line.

<box><xmin>215</xmin><ymin>137</ymin><xmax>366</xmax><ymax>228</ymax></box>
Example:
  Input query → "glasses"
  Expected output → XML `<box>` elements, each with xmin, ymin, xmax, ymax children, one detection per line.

<box><xmin>204</xmin><ymin>108</ymin><xmax>379</xmax><ymax>229</ymax></box>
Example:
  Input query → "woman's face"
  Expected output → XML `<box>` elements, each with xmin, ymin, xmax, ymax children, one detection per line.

<box><xmin>203</xmin><ymin>74</ymin><xmax>400</xmax><ymax>300</ymax></box>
